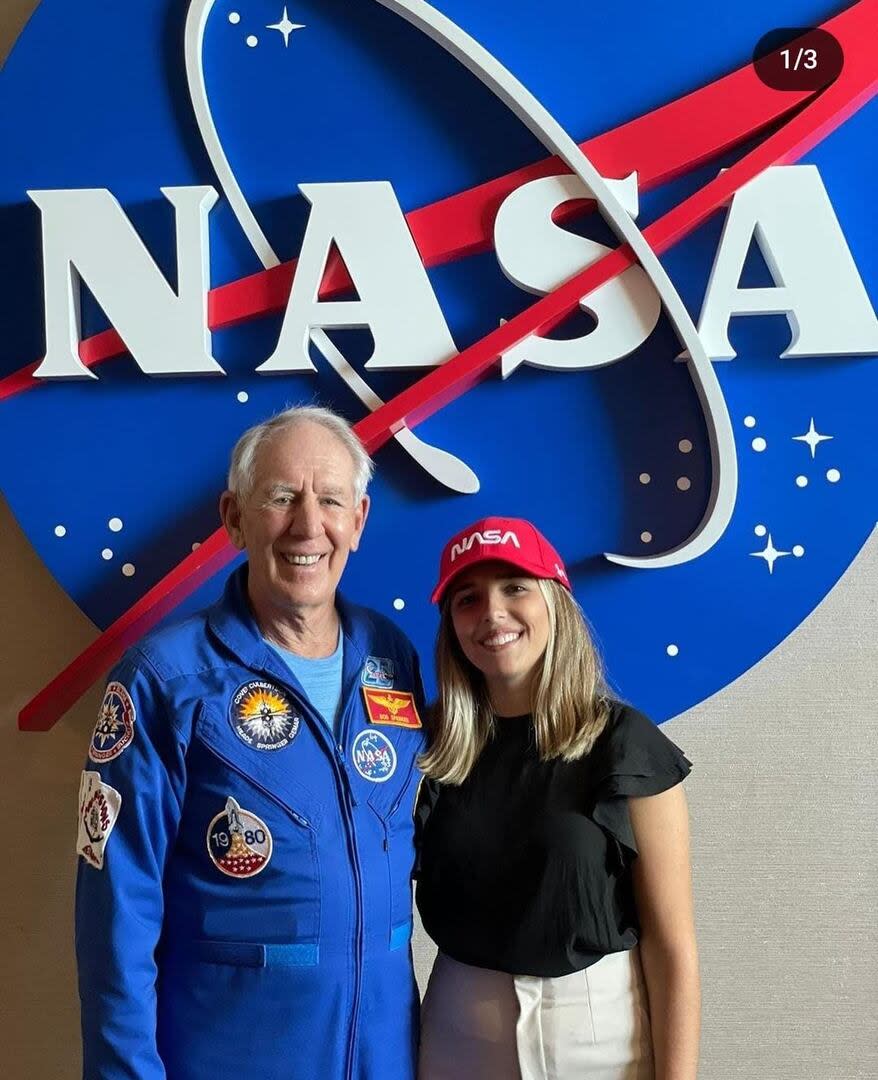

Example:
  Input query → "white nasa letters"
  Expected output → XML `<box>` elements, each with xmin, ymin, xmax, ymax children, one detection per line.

<box><xmin>494</xmin><ymin>173</ymin><xmax>662</xmax><ymax>376</ymax></box>
<box><xmin>698</xmin><ymin>165</ymin><xmax>878</xmax><ymax>359</ymax></box>
<box><xmin>450</xmin><ymin>529</ymin><xmax>522</xmax><ymax>563</ymax></box>
<box><xmin>28</xmin><ymin>166</ymin><xmax>877</xmax><ymax>381</ymax></box>
<box><xmin>28</xmin><ymin>186</ymin><xmax>221</xmax><ymax>378</ymax></box>
<box><xmin>258</xmin><ymin>181</ymin><xmax>459</xmax><ymax>374</ymax></box>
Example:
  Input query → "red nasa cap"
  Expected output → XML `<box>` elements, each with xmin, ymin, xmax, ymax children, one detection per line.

<box><xmin>431</xmin><ymin>516</ymin><xmax>571</xmax><ymax>604</ymax></box>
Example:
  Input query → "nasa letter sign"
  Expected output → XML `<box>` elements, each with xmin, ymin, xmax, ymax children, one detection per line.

<box><xmin>0</xmin><ymin>0</ymin><xmax>875</xmax><ymax>730</ymax></box>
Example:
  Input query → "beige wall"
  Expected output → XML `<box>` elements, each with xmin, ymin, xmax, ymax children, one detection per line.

<box><xmin>2</xmin><ymin>4</ymin><xmax>876</xmax><ymax>1076</ymax></box>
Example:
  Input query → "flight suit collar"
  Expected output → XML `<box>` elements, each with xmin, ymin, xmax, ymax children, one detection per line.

<box><xmin>206</xmin><ymin>564</ymin><xmax>371</xmax><ymax>677</ymax></box>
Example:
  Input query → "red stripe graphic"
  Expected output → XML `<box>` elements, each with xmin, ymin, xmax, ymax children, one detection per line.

<box><xmin>17</xmin><ymin>1</ymin><xmax>878</xmax><ymax>730</ymax></box>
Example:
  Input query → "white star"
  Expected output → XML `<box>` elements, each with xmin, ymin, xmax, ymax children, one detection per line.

<box><xmin>266</xmin><ymin>6</ymin><xmax>305</xmax><ymax>47</ymax></box>
<box><xmin>750</xmin><ymin>533</ymin><xmax>791</xmax><ymax>575</ymax></box>
<box><xmin>792</xmin><ymin>417</ymin><xmax>833</xmax><ymax>459</ymax></box>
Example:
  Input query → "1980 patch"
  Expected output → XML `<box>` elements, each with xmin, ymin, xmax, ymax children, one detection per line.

<box><xmin>89</xmin><ymin>681</ymin><xmax>136</xmax><ymax>763</ymax></box>
<box><xmin>207</xmin><ymin>797</ymin><xmax>273</xmax><ymax>878</ymax></box>
<box><xmin>351</xmin><ymin>729</ymin><xmax>397</xmax><ymax>783</ymax></box>
<box><xmin>230</xmin><ymin>680</ymin><xmax>301</xmax><ymax>751</ymax></box>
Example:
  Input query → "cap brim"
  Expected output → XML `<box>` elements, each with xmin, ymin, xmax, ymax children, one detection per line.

<box><xmin>430</xmin><ymin>556</ymin><xmax>561</xmax><ymax>605</ymax></box>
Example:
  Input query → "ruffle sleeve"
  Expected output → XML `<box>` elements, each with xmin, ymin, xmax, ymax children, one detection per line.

<box><xmin>589</xmin><ymin>704</ymin><xmax>692</xmax><ymax>859</ymax></box>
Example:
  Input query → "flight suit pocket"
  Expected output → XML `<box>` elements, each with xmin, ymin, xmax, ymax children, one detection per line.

<box><xmin>185</xmin><ymin>709</ymin><xmax>323</xmax><ymax>947</ymax></box>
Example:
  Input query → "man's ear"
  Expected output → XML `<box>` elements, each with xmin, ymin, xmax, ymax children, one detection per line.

<box><xmin>219</xmin><ymin>490</ymin><xmax>246</xmax><ymax>550</ymax></box>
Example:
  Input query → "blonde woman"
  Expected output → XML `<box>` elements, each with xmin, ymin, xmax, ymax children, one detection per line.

<box><xmin>416</xmin><ymin>517</ymin><xmax>700</xmax><ymax>1080</ymax></box>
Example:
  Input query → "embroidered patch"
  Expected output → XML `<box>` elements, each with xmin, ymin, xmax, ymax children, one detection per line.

<box><xmin>362</xmin><ymin>656</ymin><xmax>395</xmax><ymax>689</ymax></box>
<box><xmin>207</xmin><ymin>796</ymin><xmax>273</xmax><ymax>878</ymax></box>
<box><xmin>351</xmin><ymin>729</ymin><xmax>397</xmax><ymax>783</ymax></box>
<box><xmin>88</xmin><ymin>681</ymin><xmax>136</xmax><ymax>763</ymax></box>
<box><xmin>76</xmin><ymin>771</ymin><xmax>122</xmax><ymax>870</ymax></box>
<box><xmin>230</xmin><ymin>680</ymin><xmax>301</xmax><ymax>751</ymax></box>
<box><xmin>362</xmin><ymin>688</ymin><xmax>422</xmax><ymax>729</ymax></box>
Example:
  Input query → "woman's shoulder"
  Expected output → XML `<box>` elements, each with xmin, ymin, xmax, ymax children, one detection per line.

<box><xmin>589</xmin><ymin>699</ymin><xmax>693</xmax><ymax>791</ymax></box>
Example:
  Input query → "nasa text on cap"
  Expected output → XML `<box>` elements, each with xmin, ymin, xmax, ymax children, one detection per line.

<box><xmin>431</xmin><ymin>517</ymin><xmax>570</xmax><ymax>604</ymax></box>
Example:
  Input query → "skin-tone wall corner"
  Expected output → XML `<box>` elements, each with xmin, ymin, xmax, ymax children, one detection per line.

<box><xmin>2</xmin><ymin>4</ymin><xmax>876</xmax><ymax>1077</ymax></box>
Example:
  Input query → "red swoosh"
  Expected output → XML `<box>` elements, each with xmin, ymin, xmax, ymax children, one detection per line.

<box><xmin>18</xmin><ymin>1</ymin><xmax>878</xmax><ymax>730</ymax></box>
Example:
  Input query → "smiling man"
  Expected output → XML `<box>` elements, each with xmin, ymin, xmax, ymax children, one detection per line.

<box><xmin>75</xmin><ymin>406</ymin><xmax>427</xmax><ymax>1080</ymax></box>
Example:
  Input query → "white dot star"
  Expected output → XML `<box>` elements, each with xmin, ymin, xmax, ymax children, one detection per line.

<box><xmin>792</xmin><ymin>417</ymin><xmax>833</xmax><ymax>459</ymax></box>
<box><xmin>266</xmin><ymin>6</ymin><xmax>306</xmax><ymax>46</ymax></box>
<box><xmin>393</xmin><ymin>598</ymin><xmax>405</xmax><ymax>611</ymax></box>
<box><xmin>750</xmin><ymin>533</ymin><xmax>790</xmax><ymax>575</ymax></box>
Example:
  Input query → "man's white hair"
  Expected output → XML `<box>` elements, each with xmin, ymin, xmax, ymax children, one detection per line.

<box><xmin>227</xmin><ymin>405</ymin><xmax>374</xmax><ymax>502</ymax></box>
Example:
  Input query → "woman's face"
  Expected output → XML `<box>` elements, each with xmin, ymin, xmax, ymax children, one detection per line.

<box><xmin>448</xmin><ymin>562</ymin><xmax>551</xmax><ymax>699</ymax></box>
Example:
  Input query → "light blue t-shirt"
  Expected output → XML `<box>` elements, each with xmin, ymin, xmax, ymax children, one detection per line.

<box><xmin>267</xmin><ymin>631</ymin><xmax>344</xmax><ymax>739</ymax></box>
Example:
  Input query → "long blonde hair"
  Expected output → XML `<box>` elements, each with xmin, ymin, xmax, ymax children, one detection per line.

<box><xmin>419</xmin><ymin>578</ymin><xmax>612</xmax><ymax>784</ymax></box>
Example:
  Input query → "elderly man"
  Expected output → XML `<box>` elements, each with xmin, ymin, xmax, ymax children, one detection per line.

<box><xmin>75</xmin><ymin>406</ymin><xmax>426</xmax><ymax>1080</ymax></box>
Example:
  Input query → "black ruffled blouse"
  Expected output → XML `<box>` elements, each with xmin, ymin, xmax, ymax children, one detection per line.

<box><xmin>415</xmin><ymin>702</ymin><xmax>692</xmax><ymax>977</ymax></box>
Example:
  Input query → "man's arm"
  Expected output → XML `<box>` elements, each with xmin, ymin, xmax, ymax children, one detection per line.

<box><xmin>75</xmin><ymin>655</ymin><xmax>187</xmax><ymax>1080</ymax></box>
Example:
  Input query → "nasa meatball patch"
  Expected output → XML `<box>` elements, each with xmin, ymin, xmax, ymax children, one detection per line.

<box><xmin>351</xmin><ymin>729</ymin><xmax>398</xmax><ymax>783</ymax></box>
<box><xmin>89</xmin><ymin>681</ymin><xmax>136</xmax><ymax>763</ymax></box>
<box><xmin>76</xmin><ymin>771</ymin><xmax>122</xmax><ymax>870</ymax></box>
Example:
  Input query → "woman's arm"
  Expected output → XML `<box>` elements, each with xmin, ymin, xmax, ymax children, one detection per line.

<box><xmin>629</xmin><ymin>784</ymin><xmax>701</xmax><ymax>1080</ymax></box>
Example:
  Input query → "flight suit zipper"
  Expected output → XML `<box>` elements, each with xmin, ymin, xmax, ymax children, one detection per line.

<box><xmin>202</xmin><ymin>741</ymin><xmax>313</xmax><ymax>831</ymax></box>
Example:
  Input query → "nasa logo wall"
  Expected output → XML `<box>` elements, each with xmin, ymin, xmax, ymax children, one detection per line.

<box><xmin>0</xmin><ymin>0</ymin><xmax>875</xmax><ymax>731</ymax></box>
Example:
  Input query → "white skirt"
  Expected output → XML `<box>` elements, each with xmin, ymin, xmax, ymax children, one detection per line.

<box><xmin>419</xmin><ymin>946</ymin><xmax>654</xmax><ymax>1080</ymax></box>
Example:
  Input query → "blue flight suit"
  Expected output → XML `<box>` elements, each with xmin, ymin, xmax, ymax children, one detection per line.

<box><xmin>75</xmin><ymin>566</ymin><xmax>426</xmax><ymax>1079</ymax></box>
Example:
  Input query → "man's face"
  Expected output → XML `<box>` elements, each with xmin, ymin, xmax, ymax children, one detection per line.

<box><xmin>221</xmin><ymin>421</ymin><xmax>369</xmax><ymax>624</ymax></box>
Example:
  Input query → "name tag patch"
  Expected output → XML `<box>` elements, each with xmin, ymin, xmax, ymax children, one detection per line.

<box><xmin>230</xmin><ymin>680</ymin><xmax>301</xmax><ymax>751</ymax></box>
<box><xmin>77</xmin><ymin>771</ymin><xmax>122</xmax><ymax>870</ymax></box>
<box><xmin>89</xmin><ymin>681</ymin><xmax>136</xmax><ymax>763</ymax></box>
<box><xmin>362</xmin><ymin>656</ymin><xmax>395</xmax><ymax>688</ymax></box>
<box><xmin>362</xmin><ymin>688</ymin><xmax>422</xmax><ymax>729</ymax></box>
<box><xmin>352</xmin><ymin>729</ymin><xmax>397</xmax><ymax>783</ymax></box>
<box><xmin>207</xmin><ymin>797</ymin><xmax>273</xmax><ymax>878</ymax></box>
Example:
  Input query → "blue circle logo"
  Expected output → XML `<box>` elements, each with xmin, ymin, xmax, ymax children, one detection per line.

<box><xmin>352</xmin><ymin>729</ymin><xmax>398</xmax><ymax>783</ymax></box>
